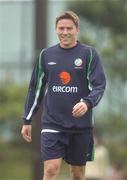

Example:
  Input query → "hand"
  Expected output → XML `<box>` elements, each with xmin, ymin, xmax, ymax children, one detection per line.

<box><xmin>21</xmin><ymin>125</ymin><xmax>32</xmax><ymax>143</ymax></box>
<box><xmin>72</xmin><ymin>102</ymin><xmax>88</xmax><ymax>118</ymax></box>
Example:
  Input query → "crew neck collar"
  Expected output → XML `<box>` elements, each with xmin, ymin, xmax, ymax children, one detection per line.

<box><xmin>58</xmin><ymin>41</ymin><xmax>80</xmax><ymax>50</ymax></box>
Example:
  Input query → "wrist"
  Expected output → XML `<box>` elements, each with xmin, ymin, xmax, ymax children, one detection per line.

<box><xmin>23</xmin><ymin>119</ymin><xmax>32</xmax><ymax>125</ymax></box>
<box><xmin>80</xmin><ymin>98</ymin><xmax>91</xmax><ymax>109</ymax></box>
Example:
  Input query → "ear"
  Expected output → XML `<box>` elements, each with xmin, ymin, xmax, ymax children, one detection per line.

<box><xmin>77</xmin><ymin>27</ymin><xmax>80</xmax><ymax>34</ymax></box>
<box><xmin>78</xmin><ymin>27</ymin><xmax>80</xmax><ymax>32</ymax></box>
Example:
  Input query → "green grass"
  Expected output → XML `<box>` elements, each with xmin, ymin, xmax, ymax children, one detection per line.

<box><xmin>0</xmin><ymin>142</ymin><xmax>70</xmax><ymax>180</ymax></box>
<box><xmin>0</xmin><ymin>143</ymin><xmax>32</xmax><ymax>180</ymax></box>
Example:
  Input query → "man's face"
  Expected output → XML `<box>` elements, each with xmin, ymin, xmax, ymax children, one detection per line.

<box><xmin>56</xmin><ymin>19</ymin><xmax>79</xmax><ymax>48</ymax></box>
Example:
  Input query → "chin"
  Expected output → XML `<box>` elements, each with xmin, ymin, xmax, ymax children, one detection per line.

<box><xmin>63</xmin><ymin>43</ymin><xmax>70</xmax><ymax>46</ymax></box>
<box><xmin>62</xmin><ymin>41</ymin><xmax>70</xmax><ymax>46</ymax></box>
<box><xmin>63</xmin><ymin>44</ymin><xmax>71</xmax><ymax>48</ymax></box>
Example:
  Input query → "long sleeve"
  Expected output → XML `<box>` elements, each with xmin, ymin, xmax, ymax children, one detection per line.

<box><xmin>83</xmin><ymin>47</ymin><xmax>106</xmax><ymax>108</ymax></box>
<box><xmin>23</xmin><ymin>49</ymin><xmax>47</xmax><ymax>124</ymax></box>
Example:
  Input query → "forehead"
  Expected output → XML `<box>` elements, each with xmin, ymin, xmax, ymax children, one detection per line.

<box><xmin>56</xmin><ymin>19</ymin><xmax>76</xmax><ymax>27</ymax></box>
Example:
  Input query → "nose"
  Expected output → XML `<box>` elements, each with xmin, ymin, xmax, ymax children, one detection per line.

<box><xmin>62</xmin><ymin>28</ymin><xmax>68</xmax><ymax>34</ymax></box>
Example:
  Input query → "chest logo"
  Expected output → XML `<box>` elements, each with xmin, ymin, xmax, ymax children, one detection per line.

<box><xmin>74</xmin><ymin>58</ymin><xmax>83</xmax><ymax>67</ymax></box>
<box><xmin>59</xmin><ymin>71</ymin><xmax>71</xmax><ymax>85</ymax></box>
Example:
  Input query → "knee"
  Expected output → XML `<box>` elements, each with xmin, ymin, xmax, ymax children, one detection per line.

<box><xmin>71</xmin><ymin>167</ymin><xmax>85</xmax><ymax>180</ymax></box>
<box><xmin>44</xmin><ymin>163</ymin><xmax>60</xmax><ymax>177</ymax></box>
<box><xmin>72</xmin><ymin>173</ymin><xmax>83</xmax><ymax>180</ymax></box>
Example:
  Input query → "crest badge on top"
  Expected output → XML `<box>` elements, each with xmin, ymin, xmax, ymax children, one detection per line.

<box><xmin>74</xmin><ymin>58</ymin><xmax>83</xmax><ymax>67</ymax></box>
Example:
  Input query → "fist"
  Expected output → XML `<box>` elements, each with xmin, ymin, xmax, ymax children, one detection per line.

<box><xmin>21</xmin><ymin>125</ymin><xmax>32</xmax><ymax>143</ymax></box>
<box><xmin>72</xmin><ymin>102</ymin><xmax>88</xmax><ymax>118</ymax></box>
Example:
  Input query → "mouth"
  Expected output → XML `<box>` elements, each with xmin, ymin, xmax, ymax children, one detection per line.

<box><xmin>61</xmin><ymin>36</ymin><xmax>70</xmax><ymax>41</ymax></box>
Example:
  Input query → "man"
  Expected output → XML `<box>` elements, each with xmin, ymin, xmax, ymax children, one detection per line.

<box><xmin>21</xmin><ymin>11</ymin><xmax>106</xmax><ymax>180</ymax></box>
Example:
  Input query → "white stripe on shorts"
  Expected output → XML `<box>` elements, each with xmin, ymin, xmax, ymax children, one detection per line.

<box><xmin>41</xmin><ymin>129</ymin><xmax>60</xmax><ymax>133</ymax></box>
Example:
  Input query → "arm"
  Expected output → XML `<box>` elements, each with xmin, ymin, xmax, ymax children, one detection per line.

<box><xmin>73</xmin><ymin>47</ymin><xmax>106</xmax><ymax>118</ymax></box>
<box><xmin>83</xmin><ymin>47</ymin><xmax>106</xmax><ymax>108</ymax></box>
<box><xmin>21</xmin><ymin>50</ymin><xmax>47</xmax><ymax>142</ymax></box>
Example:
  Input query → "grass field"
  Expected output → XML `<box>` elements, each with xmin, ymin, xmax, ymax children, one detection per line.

<box><xmin>0</xmin><ymin>142</ymin><xmax>32</xmax><ymax>180</ymax></box>
<box><xmin>0</xmin><ymin>142</ymin><xmax>70</xmax><ymax>180</ymax></box>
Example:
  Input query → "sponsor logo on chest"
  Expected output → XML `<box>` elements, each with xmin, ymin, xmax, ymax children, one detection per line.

<box><xmin>52</xmin><ymin>71</ymin><xmax>78</xmax><ymax>93</ymax></box>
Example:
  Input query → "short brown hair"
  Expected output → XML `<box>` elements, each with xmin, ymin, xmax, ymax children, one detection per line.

<box><xmin>56</xmin><ymin>11</ymin><xmax>80</xmax><ymax>28</ymax></box>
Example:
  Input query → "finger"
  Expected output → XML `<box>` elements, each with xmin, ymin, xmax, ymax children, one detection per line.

<box><xmin>72</xmin><ymin>106</ymin><xmax>84</xmax><ymax>114</ymax></box>
<box><xmin>28</xmin><ymin>130</ymin><xmax>32</xmax><ymax>139</ymax></box>
<box><xmin>73</xmin><ymin>111</ymin><xmax>84</xmax><ymax>118</ymax></box>
<box><xmin>73</xmin><ymin>102</ymin><xmax>88</xmax><ymax>114</ymax></box>
<box><xmin>72</xmin><ymin>106</ymin><xmax>85</xmax><ymax>117</ymax></box>
<box><xmin>72</xmin><ymin>104</ymin><xmax>82</xmax><ymax>113</ymax></box>
<box><xmin>72</xmin><ymin>105</ymin><xmax>84</xmax><ymax>114</ymax></box>
<box><xmin>73</xmin><ymin>111</ymin><xmax>84</xmax><ymax>117</ymax></box>
<box><xmin>73</xmin><ymin>103</ymin><xmax>80</xmax><ymax>109</ymax></box>
<box><xmin>23</xmin><ymin>135</ymin><xmax>32</xmax><ymax>143</ymax></box>
<box><xmin>22</xmin><ymin>132</ymin><xmax>32</xmax><ymax>143</ymax></box>
<box><xmin>73</xmin><ymin>113</ymin><xmax>81</xmax><ymax>118</ymax></box>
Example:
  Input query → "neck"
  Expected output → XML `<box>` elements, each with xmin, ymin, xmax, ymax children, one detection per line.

<box><xmin>60</xmin><ymin>41</ymin><xmax>77</xmax><ymax>49</ymax></box>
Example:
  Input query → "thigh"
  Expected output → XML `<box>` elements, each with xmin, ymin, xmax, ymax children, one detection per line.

<box><xmin>65</xmin><ymin>130</ymin><xmax>93</xmax><ymax>166</ymax></box>
<box><xmin>41</xmin><ymin>132</ymin><xmax>66</xmax><ymax>161</ymax></box>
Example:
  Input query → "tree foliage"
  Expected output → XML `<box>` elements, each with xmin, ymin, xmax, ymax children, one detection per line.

<box><xmin>70</xmin><ymin>0</ymin><xmax>127</xmax><ymax>34</ymax></box>
<box><xmin>0</xmin><ymin>84</ymin><xmax>27</xmax><ymax>120</ymax></box>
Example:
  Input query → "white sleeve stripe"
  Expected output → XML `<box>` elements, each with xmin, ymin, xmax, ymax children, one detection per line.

<box><xmin>41</xmin><ymin>129</ymin><xmax>60</xmax><ymax>133</ymax></box>
<box><xmin>26</xmin><ymin>72</ymin><xmax>44</xmax><ymax>120</ymax></box>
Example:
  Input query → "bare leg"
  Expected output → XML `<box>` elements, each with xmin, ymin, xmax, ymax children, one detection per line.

<box><xmin>69</xmin><ymin>165</ymin><xmax>85</xmax><ymax>180</ymax></box>
<box><xmin>43</xmin><ymin>158</ymin><xmax>62</xmax><ymax>180</ymax></box>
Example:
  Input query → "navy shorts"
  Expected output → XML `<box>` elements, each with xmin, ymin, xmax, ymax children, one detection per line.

<box><xmin>41</xmin><ymin>130</ymin><xmax>94</xmax><ymax>166</ymax></box>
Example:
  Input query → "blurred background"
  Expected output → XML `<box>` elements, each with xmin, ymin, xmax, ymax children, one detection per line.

<box><xmin>0</xmin><ymin>0</ymin><xmax>127</xmax><ymax>180</ymax></box>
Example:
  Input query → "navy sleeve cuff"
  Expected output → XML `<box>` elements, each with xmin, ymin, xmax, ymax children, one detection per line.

<box><xmin>80</xmin><ymin>99</ymin><xmax>92</xmax><ymax>109</ymax></box>
<box><xmin>23</xmin><ymin>119</ymin><xmax>32</xmax><ymax>125</ymax></box>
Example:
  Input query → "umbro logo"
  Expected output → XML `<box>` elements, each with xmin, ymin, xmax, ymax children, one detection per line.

<box><xmin>48</xmin><ymin>62</ymin><xmax>56</xmax><ymax>65</ymax></box>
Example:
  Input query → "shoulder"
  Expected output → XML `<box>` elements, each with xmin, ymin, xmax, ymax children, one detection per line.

<box><xmin>79</xmin><ymin>42</ymin><xmax>91</xmax><ymax>50</ymax></box>
<box><xmin>79</xmin><ymin>42</ymin><xmax>97</xmax><ymax>52</ymax></box>
<box><xmin>43</xmin><ymin>44</ymin><xmax>59</xmax><ymax>54</ymax></box>
<box><xmin>78</xmin><ymin>42</ymin><xmax>97</xmax><ymax>57</ymax></box>
<box><xmin>38</xmin><ymin>44</ymin><xmax>59</xmax><ymax>56</ymax></box>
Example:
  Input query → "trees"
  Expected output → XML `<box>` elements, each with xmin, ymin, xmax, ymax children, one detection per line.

<box><xmin>0</xmin><ymin>84</ymin><xmax>26</xmax><ymax>121</ymax></box>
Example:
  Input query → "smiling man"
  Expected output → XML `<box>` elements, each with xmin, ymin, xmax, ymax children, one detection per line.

<box><xmin>56</xmin><ymin>15</ymin><xmax>79</xmax><ymax>48</ymax></box>
<box><xmin>21</xmin><ymin>11</ymin><xmax>106</xmax><ymax>180</ymax></box>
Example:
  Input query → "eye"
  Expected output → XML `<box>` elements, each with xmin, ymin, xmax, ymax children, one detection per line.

<box><xmin>58</xmin><ymin>27</ymin><xmax>64</xmax><ymax>31</ymax></box>
<box><xmin>67</xmin><ymin>27</ymin><xmax>73</xmax><ymax>30</ymax></box>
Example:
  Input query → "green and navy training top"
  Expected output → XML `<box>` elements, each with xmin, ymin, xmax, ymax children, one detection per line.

<box><xmin>23</xmin><ymin>41</ymin><xmax>106</xmax><ymax>132</ymax></box>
